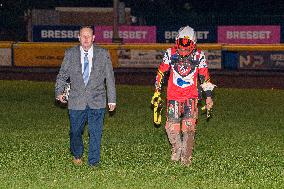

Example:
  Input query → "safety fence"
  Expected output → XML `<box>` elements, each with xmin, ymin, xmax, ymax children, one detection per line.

<box><xmin>1</xmin><ymin>42</ymin><xmax>284</xmax><ymax>71</ymax></box>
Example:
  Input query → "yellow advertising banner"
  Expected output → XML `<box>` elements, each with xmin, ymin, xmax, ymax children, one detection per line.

<box><xmin>13</xmin><ymin>42</ymin><xmax>119</xmax><ymax>67</ymax></box>
<box><xmin>12</xmin><ymin>42</ymin><xmax>223</xmax><ymax>67</ymax></box>
<box><xmin>0</xmin><ymin>41</ymin><xmax>13</xmax><ymax>48</ymax></box>
<box><xmin>13</xmin><ymin>42</ymin><xmax>77</xmax><ymax>67</ymax></box>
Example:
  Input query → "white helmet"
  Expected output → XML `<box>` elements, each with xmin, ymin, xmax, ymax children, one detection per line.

<box><xmin>175</xmin><ymin>26</ymin><xmax>197</xmax><ymax>54</ymax></box>
<box><xmin>176</xmin><ymin>26</ymin><xmax>197</xmax><ymax>43</ymax></box>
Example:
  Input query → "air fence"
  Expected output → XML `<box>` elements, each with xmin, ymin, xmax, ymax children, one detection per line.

<box><xmin>1</xmin><ymin>42</ymin><xmax>284</xmax><ymax>71</ymax></box>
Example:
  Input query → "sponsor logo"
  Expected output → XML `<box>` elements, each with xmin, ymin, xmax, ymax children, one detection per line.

<box><xmin>164</xmin><ymin>31</ymin><xmax>210</xmax><ymax>40</ymax></box>
<box><xmin>226</xmin><ymin>31</ymin><xmax>271</xmax><ymax>40</ymax></box>
<box><xmin>41</xmin><ymin>30</ymin><xmax>79</xmax><ymax>39</ymax></box>
<box><xmin>103</xmin><ymin>30</ymin><xmax>147</xmax><ymax>39</ymax></box>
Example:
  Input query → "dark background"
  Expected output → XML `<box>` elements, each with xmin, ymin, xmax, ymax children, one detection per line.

<box><xmin>1</xmin><ymin>0</ymin><xmax>284</xmax><ymax>41</ymax></box>
<box><xmin>1</xmin><ymin>0</ymin><xmax>284</xmax><ymax>88</ymax></box>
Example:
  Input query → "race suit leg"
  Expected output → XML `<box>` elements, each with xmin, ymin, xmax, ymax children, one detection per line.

<box><xmin>181</xmin><ymin>98</ymin><xmax>198</xmax><ymax>166</ymax></box>
<box><xmin>165</xmin><ymin>100</ymin><xmax>182</xmax><ymax>161</ymax></box>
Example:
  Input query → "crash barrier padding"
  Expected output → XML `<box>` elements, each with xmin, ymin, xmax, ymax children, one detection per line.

<box><xmin>222</xmin><ymin>44</ymin><xmax>284</xmax><ymax>51</ymax></box>
<box><xmin>222</xmin><ymin>44</ymin><xmax>284</xmax><ymax>70</ymax></box>
<box><xmin>0</xmin><ymin>41</ymin><xmax>13</xmax><ymax>48</ymax></box>
<box><xmin>112</xmin><ymin>43</ymin><xmax>222</xmax><ymax>50</ymax></box>
<box><xmin>222</xmin><ymin>52</ymin><xmax>239</xmax><ymax>70</ymax></box>
<box><xmin>0</xmin><ymin>41</ymin><xmax>13</xmax><ymax>66</ymax></box>
<box><xmin>13</xmin><ymin>42</ymin><xmax>77</xmax><ymax>67</ymax></box>
<box><xmin>13</xmin><ymin>42</ymin><xmax>121</xmax><ymax>67</ymax></box>
<box><xmin>114</xmin><ymin>43</ymin><xmax>223</xmax><ymax>69</ymax></box>
<box><xmin>9</xmin><ymin>42</ymin><xmax>284</xmax><ymax>70</ymax></box>
<box><xmin>12</xmin><ymin>43</ymin><xmax>222</xmax><ymax>68</ymax></box>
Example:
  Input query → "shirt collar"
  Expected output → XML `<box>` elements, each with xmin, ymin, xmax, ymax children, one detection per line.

<box><xmin>80</xmin><ymin>45</ymin><xmax>93</xmax><ymax>55</ymax></box>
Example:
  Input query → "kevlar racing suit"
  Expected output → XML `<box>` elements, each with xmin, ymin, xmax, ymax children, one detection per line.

<box><xmin>154</xmin><ymin>46</ymin><xmax>213</xmax><ymax>165</ymax></box>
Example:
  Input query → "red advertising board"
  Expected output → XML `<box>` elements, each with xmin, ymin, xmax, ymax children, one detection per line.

<box><xmin>95</xmin><ymin>26</ymin><xmax>156</xmax><ymax>43</ymax></box>
<box><xmin>218</xmin><ymin>26</ymin><xmax>280</xmax><ymax>44</ymax></box>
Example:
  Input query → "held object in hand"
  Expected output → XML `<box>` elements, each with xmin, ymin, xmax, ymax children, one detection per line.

<box><xmin>200</xmin><ymin>82</ymin><xmax>216</xmax><ymax>121</ymax></box>
<box><xmin>151</xmin><ymin>91</ymin><xmax>163</xmax><ymax>126</ymax></box>
<box><xmin>62</xmin><ymin>82</ymin><xmax>71</xmax><ymax>102</ymax></box>
<box><xmin>153</xmin><ymin>98</ymin><xmax>163</xmax><ymax>126</ymax></box>
<box><xmin>201</xmin><ymin>105</ymin><xmax>212</xmax><ymax>121</ymax></box>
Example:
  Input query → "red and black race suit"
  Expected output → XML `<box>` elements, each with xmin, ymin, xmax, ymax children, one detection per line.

<box><xmin>155</xmin><ymin>46</ymin><xmax>210</xmax><ymax>101</ymax></box>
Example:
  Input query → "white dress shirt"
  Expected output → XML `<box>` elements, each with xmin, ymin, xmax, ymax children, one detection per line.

<box><xmin>80</xmin><ymin>45</ymin><xmax>93</xmax><ymax>77</ymax></box>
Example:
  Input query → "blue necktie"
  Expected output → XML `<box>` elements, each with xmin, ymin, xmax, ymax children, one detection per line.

<box><xmin>83</xmin><ymin>52</ymin><xmax>89</xmax><ymax>85</ymax></box>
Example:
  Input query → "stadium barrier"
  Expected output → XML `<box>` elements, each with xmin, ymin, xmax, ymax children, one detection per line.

<box><xmin>222</xmin><ymin>44</ymin><xmax>284</xmax><ymax>70</ymax></box>
<box><xmin>1</xmin><ymin>42</ymin><xmax>284</xmax><ymax>70</ymax></box>
<box><xmin>0</xmin><ymin>41</ymin><xmax>13</xmax><ymax>66</ymax></box>
<box><xmin>11</xmin><ymin>42</ymin><xmax>222</xmax><ymax>68</ymax></box>
<box><xmin>13</xmin><ymin>42</ymin><xmax>77</xmax><ymax>67</ymax></box>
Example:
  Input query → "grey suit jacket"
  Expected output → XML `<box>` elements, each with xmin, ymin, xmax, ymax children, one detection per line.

<box><xmin>55</xmin><ymin>45</ymin><xmax>116</xmax><ymax>110</ymax></box>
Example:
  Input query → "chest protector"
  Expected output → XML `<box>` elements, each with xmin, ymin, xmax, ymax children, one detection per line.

<box><xmin>170</xmin><ymin>50</ymin><xmax>199</xmax><ymax>78</ymax></box>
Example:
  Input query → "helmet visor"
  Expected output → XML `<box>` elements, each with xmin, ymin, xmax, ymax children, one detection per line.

<box><xmin>178</xmin><ymin>38</ymin><xmax>192</xmax><ymax>47</ymax></box>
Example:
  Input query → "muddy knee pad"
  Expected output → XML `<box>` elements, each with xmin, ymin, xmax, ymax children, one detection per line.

<box><xmin>165</xmin><ymin>121</ymin><xmax>180</xmax><ymax>132</ymax></box>
<box><xmin>165</xmin><ymin>121</ymin><xmax>181</xmax><ymax>143</ymax></box>
<box><xmin>181</xmin><ymin>118</ymin><xmax>196</xmax><ymax>132</ymax></box>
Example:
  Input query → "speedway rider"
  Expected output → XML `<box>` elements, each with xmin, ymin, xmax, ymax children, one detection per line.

<box><xmin>151</xmin><ymin>26</ymin><xmax>216</xmax><ymax>166</ymax></box>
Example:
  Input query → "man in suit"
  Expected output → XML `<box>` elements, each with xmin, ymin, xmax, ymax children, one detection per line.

<box><xmin>55</xmin><ymin>26</ymin><xmax>116</xmax><ymax>167</ymax></box>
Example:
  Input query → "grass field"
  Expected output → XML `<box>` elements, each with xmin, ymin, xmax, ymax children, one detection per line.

<box><xmin>0</xmin><ymin>80</ymin><xmax>284</xmax><ymax>189</ymax></box>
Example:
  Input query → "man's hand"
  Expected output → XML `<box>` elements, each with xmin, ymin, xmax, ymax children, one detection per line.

<box><xmin>108</xmin><ymin>103</ymin><xmax>116</xmax><ymax>111</ymax></box>
<box><xmin>56</xmin><ymin>94</ymin><xmax>67</xmax><ymax>104</ymax></box>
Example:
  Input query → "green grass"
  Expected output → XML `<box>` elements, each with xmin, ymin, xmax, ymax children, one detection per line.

<box><xmin>0</xmin><ymin>80</ymin><xmax>284</xmax><ymax>188</ymax></box>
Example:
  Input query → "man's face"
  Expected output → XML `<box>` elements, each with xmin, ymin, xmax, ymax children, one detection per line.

<box><xmin>79</xmin><ymin>28</ymin><xmax>95</xmax><ymax>50</ymax></box>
